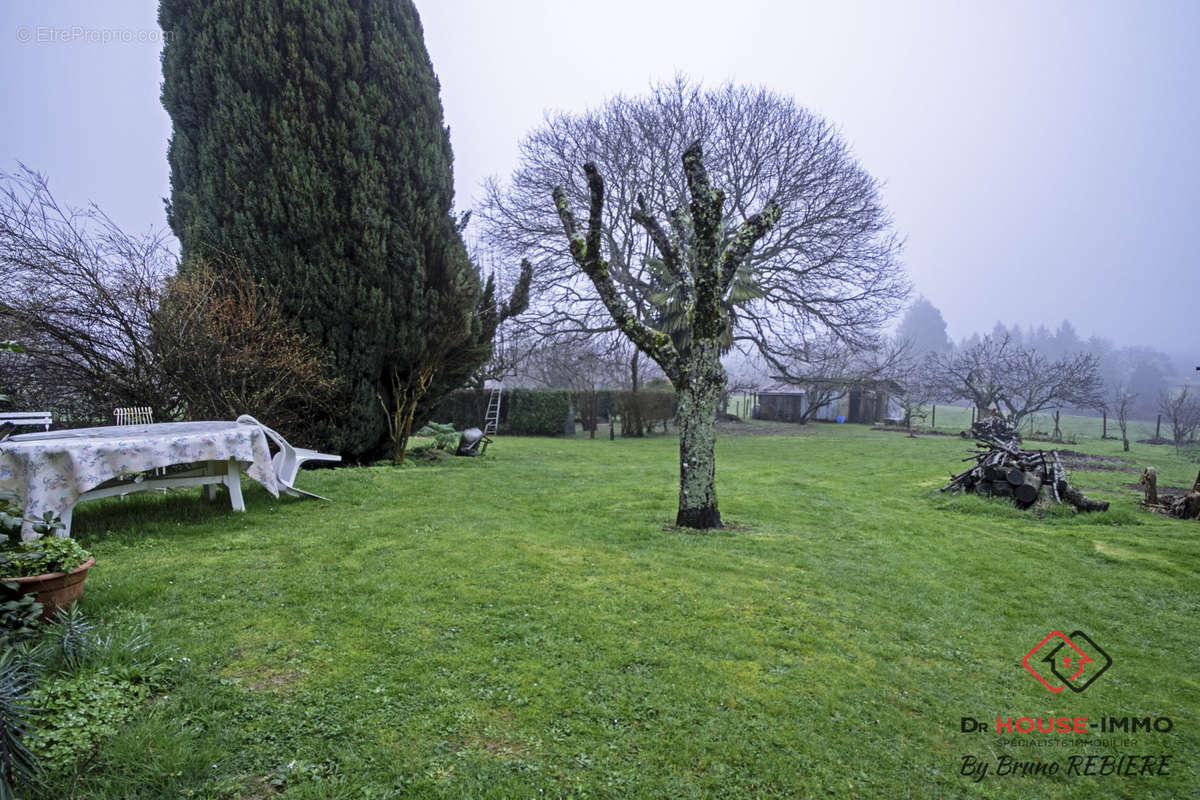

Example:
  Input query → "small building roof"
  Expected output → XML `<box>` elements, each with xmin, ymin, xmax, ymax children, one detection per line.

<box><xmin>769</xmin><ymin>376</ymin><xmax>904</xmax><ymax>394</ymax></box>
<box><xmin>754</xmin><ymin>382</ymin><xmax>806</xmax><ymax>396</ymax></box>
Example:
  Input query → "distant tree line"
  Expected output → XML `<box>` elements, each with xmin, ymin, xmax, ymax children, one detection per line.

<box><xmin>888</xmin><ymin>295</ymin><xmax>1190</xmax><ymax>449</ymax></box>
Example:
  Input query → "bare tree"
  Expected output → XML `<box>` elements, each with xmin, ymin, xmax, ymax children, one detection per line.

<box><xmin>893</xmin><ymin>353</ymin><xmax>938</xmax><ymax>436</ymax></box>
<box><xmin>0</xmin><ymin>167</ymin><xmax>346</xmax><ymax>439</ymax></box>
<box><xmin>1158</xmin><ymin>386</ymin><xmax>1200</xmax><ymax>453</ymax></box>
<box><xmin>928</xmin><ymin>334</ymin><xmax>1101</xmax><ymax>428</ymax></box>
<box><xmin>526</xmin><ymin>335</ymin><xmax>626</xmax><ymax>438</ymax></box>
<box><xmin>0</xmin><ymin>166</ymin><xmax>178</xmax><ymax>420</ymax></box>
<box><xmin>998</xmin><ymin>346</ymin><xmax>1102</xmax><ymax>423</ymax></box>
<box><xmin>927</xmin><ymin>335</ymin><xmax>1011</xmax><ymax>417</ymax></box>
<box><xmin>776</xmin><ymin>336</ymin><xmax>908</xmax><ymax>425</ymax></box>
<box><xmin>552</xmin><ymin>142</ymin><xmax>780</xmax><ymax>528</ymax></box>
<box><xmin>153</xmin><ymin>259</ymin><xmax>341</xmax><ymax>444</ymax></box>
<box><xmin>1107</xmin><ymin>381</ymin><xmax>1137</xmax><ymax>452</ymax></box>
<box><xmin>481</xmin><ymin>77</ymin><xmax>908</xmax><ymax>395</ymax></box>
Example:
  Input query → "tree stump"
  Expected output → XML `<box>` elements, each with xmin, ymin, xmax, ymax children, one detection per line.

<box><xmin>1139</xmin><ymin>467</ymin><xmax>1158</xmax><ymax>506</ymax></box>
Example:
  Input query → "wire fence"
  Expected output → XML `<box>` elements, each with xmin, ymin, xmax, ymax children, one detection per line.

<box><xmin>726</xmin><ymin>393</ymin><xmax>1172</xmax><ymax>444</ymax></box>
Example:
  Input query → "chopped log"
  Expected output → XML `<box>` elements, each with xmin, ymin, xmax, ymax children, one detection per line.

<box><xmin>1058</xmin><ymin>479</ymin><xmax>1109</xmax><ymax>512</ymax></box>
<box><xmin>1015</xmin><ymin>473</ymin><xmax>1043</xmax><ymax>506</ymax></box>
<box><xmin>1136</xmin><ymin>467</ymin><xmax>1200</xmax><ymax>521</ymax></box>
<box><xmin>1006</xmin><ymin>466</ymin><xmax>1027</xmax><ymax>486</ymax></box>
<box><xmin>943</xmin><ymin>438</ymin><xmax>1106</xmax><ymax>513</ymax></box>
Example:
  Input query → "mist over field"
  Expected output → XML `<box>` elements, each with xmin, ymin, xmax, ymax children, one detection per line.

<box><xmin>2</xmin><ymin>0</ymin><xmax>1196</xmax><ymax>358</ymax></box>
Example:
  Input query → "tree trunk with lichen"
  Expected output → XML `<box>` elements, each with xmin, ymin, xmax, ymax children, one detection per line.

<box><xmin>550</xmin><ymin>141</ymin><xmax>780</xmax><ymax>529</ymax></box>
<box><xmin>675</xmin><ymin>341</ymin><xmax>725</xmax><ymax>527</ymax></box>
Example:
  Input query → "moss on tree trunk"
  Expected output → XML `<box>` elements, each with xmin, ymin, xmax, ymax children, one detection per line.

<box><xmin>674</xmin><ymin>343</ymin><xmax>724</xmax><ymax>528</ymax></box>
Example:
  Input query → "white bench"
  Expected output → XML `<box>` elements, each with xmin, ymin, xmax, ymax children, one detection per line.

<box><xmin>0</xmin><ymin>411</ymin><xmax>52</xmax><ymax>432</ymax></box>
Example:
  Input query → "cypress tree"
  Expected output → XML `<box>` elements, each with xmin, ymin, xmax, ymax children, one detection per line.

<box><xmin>160</xmin><ymin>0</ymin><xmax>505</xmax><ymax>458</ymax></box>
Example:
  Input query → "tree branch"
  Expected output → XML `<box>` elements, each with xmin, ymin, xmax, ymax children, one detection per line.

<box><xmin>552</xmin><ymin>169</ymin><xmax>682</xmax><ymax>382</ymax></box>
<box><xmin>631</xmin><ymin>193</ymin><xmax>689</xmax><ymax>293</ymax></box>
<box><xmin>720</xmin><ymin>202</ymin><xmax>782</xmax><ymax>291</ymax></box>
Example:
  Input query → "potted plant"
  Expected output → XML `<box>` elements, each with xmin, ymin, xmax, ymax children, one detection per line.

<box><xmin>1</xmin><ymin>500</ymin><xmax>94</xmax><ymax>621</ymax></box>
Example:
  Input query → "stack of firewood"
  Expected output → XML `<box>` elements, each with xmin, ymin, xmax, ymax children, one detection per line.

<box><xmin>1139</xmin><ymin>468</ymin><xmax>1200</xmax><ymax>520</ymax></box>
<box><xmin>941</xmin><ymin>437</ymin><xmax>1108</xmax><ymax>512</ymax></box>
<box><xmin>960</xmin><ymin>417</ymin><xmax>1019</xmax><ymax>441</ymax></box>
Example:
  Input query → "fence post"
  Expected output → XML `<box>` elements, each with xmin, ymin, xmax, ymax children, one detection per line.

<box><xmin>1156</xmin><ymin>414</ymin><xmax>1161</xmax><ymax>440</ymax></box>
<box><xmin>931</xmin><ymin>405</ymin><xmax>936</xmax><ymax>428</ymax></box>
<box><xmin>1102</xmin><ymin>410</ymin><xmax>1107</xmax><ymax>439</ymax></box>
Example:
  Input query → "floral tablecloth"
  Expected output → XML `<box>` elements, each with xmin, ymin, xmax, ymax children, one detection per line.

<box><xmin>0</xmin><ymin>421</ymin><xmax>280</xmax><ymax>524</ymax></box>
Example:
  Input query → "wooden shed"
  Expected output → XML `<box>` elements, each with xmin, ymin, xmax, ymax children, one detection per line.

<box><xmin>753</xmin><ymin>387</ymin><xmax>808</xmax><ymax>423</ymax></box>
<box><xmin>767</xmin><ymin>377</ymin><xmax>904</xmax><ymax>425</ymax></box>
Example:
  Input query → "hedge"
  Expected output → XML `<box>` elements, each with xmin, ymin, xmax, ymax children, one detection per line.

<box><xmin>429</xmin><ymin>388</ymin><xmax>677</xmax><ymax>437</ymax></box>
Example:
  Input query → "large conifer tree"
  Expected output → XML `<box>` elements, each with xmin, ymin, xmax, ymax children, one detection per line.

<box><xmin>160</xmin><ymin>0</ymin><xmax>505</xmax><ymax>458</ymax></box>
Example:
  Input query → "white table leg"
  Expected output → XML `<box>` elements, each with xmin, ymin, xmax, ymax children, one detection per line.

<box><xmin>223</xmin><ymin>458</ymin><xmax>245</xmax><ymax>512</ymax></box>
<box><xmin>59</xmin><ymin>506</ymin><xmax>73</xmax><ymax>538</ymax></box>
<box><xmin>203</xmin><ymin>461</ymin><xmax>218</xmax><ymax>501</ymax></box>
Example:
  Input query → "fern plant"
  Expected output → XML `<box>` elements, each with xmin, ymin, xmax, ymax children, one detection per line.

<box><xmin>0</xmin><ymin>650</ymin><xmax>43</xmax><ymax>800</ymax></box>
<box><xmin>46</xmin><ymin>605</ymin><xmax>93</xmax><ymax>672</ymax></box>
<box><xmin>644</xmin><ymin>256</ymin><xmax>764</xmax><ymax>357</ymax></box>
<box><xmin>416</xmin><ymin>422</ymin><xmax>459</xmax><ymax>450</ymax></box>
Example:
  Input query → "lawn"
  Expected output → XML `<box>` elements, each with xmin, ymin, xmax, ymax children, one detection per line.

<box><xmin>41</xmin><ymin>422</ymin><xmax>1200</xmax><ymax>798</ymax></box>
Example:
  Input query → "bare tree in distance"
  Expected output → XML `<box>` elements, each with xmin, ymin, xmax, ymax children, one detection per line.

<box><xmin>775</xmin><ymin>335</ymin><xmax>910</xmax><ymax>425</ymax></box>
<box><xmin>927</xmin><ymin>335</ymin><xmax>1010</xmax><ymax>417</ymax></box>
<box><xmin>481</xmin><ymin>76</ymin><xmax>908</xmax><ymax>394</ymax></box>
<box><xmin>928</xmin><ymin>334</ymin><xmax>1102</xmax><ymax>428</ymax></box>
<box><xmin>526</xmin><ymin>335</ymin><xmax>627</xmax><ymax>438</ymax></box>
<box><xmin>552</xmin><ymin>142</ymin><xmax>780</xmax><ymax>528</ymax></box>
<box><xmin>1107</xmin><ymin>381</ymin><xmax>1137</xmax><ymax>452</ymax></box>
<box><xmin>526</xmin><ymin>335</ymin><xmax>626</xmax><ymax>391</ymax></box>
<box><xmin>1158</xmin><ymin>386</ymin><xmax>1200</xmax><ymax>453</ymax></box>
<box><xmin>999</xmin><ymin>346</ymin><xmax>1102</xmax><ymax>423</ymax></box>
<box><xmin>892</xmin><ymin>351</ymin><xmax>939</xmax><ymax>436</ymax></box>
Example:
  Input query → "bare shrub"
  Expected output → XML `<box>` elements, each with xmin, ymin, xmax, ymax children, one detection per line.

<box><xmin>153</xmin><ymin>259</ymin><xmax>340</xmax><ymax>444</ymax></box>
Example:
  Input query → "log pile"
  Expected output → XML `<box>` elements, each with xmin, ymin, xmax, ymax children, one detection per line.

<box><xmin>1138</xmin><ymin>467</ymin><xmax>1200</xmax><ymax>520</ymax></box>
<box><xmin>960</xmin><ymin>416</ymin><xmax>1019</xmax><ymax>441</ymax></box>
<box><xmin>941</xmin><ymin>437</ymin><xmax>1109</xmax><ymax>512</ymax></box>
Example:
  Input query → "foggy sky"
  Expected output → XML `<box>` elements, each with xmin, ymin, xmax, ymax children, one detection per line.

<box><xmin>2</xmin><ymin>0</ymin><xmax>1196</xmax><ymax>357</ymax></box>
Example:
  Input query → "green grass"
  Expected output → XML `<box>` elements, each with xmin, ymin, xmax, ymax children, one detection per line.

<box><xmin>33</xmin><ymin>423</ymin><xmax>1200</xmax><ymax>798</ymax></box>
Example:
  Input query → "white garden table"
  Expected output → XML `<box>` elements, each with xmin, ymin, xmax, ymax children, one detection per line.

<box><xmin>0</xmin><ymin>420</ymin><xmax>281</xmax><ymax>538</ymax></box>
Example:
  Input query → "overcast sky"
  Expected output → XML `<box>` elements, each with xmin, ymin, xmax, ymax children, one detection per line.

<box><xmin>2</xmin><ymin>0</ymin><xmax>1196</xmax><ymax>359</ymax></box>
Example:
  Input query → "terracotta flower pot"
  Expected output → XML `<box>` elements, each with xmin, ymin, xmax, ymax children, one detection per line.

<box><xmin>6</xmin><ymin>557</ymin><xmax>96</xmax><ymax>621</ymax></box>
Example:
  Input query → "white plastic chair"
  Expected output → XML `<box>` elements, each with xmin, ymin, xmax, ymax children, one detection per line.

<box><xmin>113</xmin><ymin>407</ymin><xmax>161</xmax><ymax>487</ymax></box>
<box><xmin>236</xmin><ymin>415</ymin><xmax>341</xmax><ymax>501</ymax></box>
<box><xmin>114</xmin><ymin>406</ymin><xmax>154</xmax><ymax>425</ymax></box>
